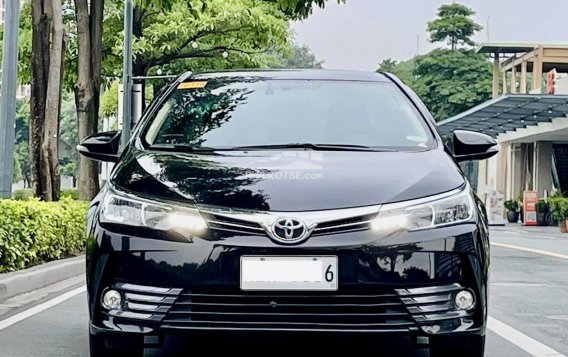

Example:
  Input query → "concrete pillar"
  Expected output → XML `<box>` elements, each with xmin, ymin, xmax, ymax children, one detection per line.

<box><xmin>520</xmin><ymin>61</ymin><xmax>527</xmax><ymax>94</ymax></box>
<box><xmin>496</xmin><ymin>142</ymin><xmax>509</xmax><ymax>196</ymax></box>
<box><xmin>531</xmin><ymin>46</ymin><xmax>544</xmax><ymax>92</ymax></box>
<box><xmin>492</xmin><ymin>55</ymin><xmax>500</xmax><ymax>98</ymax></box>
<box><xmin>510</xmin><ymin>144</ymin><xmax>524</xmax><ymax>199</ymax></box>
<box><xmin>534</xmin><ymin>141</ymin><xmax>553</xmax><ymax>197</ymax></box>
<box><xmin>510</xmin><ymin>66</ymin><xmax>517</xmax><ymax>94</ymax></box>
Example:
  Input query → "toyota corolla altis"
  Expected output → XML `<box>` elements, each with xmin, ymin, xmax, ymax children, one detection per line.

<box><xmin>79</xmin><ymin>69</ymin><xmax>498</xmax><ymax>356</ymax></box>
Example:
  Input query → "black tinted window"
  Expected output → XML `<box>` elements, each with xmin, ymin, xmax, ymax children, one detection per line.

<box><xmin>145</xmin><ymin>78</ymin><xmax>433</xmax><ymax>150</ymax></box>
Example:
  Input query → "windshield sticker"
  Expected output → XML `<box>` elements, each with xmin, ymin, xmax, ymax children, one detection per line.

<box><xmin>177</xmin><ymin>81</ymin><xmax>208</xmax><ymax>90</ymax></box>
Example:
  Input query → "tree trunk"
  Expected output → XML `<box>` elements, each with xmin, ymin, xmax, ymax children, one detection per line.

<box><xmin>41</xmin><ymin>0</ymin><xmax>65</xmax><ymax>201</ymax></box>
<box><xmin>30</xmin><ymin>0</ymin><xmax>63</xmax><ymax>201</ymax></box>
<box><xmin>30</xmin><ymin>1</ymin><xmax>50</xmax><ymax>199</ymax></box>
<box><xmin>75</xmin><ymin>0</ymin><xmax>104</xmax><ymax>201</ymax></box>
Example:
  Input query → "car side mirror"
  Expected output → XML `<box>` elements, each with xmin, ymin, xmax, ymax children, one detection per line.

<box><xmin>451</xmin><ymin>130</ymin><xmax>499</xmax><ymax>162</ymax></box>
<box><xmin>77</xmin><ymin>131</ymin><xmax>121</xmax><ymax>162</ymax></box>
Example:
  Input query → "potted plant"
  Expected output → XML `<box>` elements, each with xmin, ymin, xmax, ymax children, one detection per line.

<box><xmin>535</xmin><ymin>200</ymin><xmax>549</xmax><ymax>226</ymax></box>
<box><xmin>549</xmin><ymin>196</ymin><xmax>568</xmax><ymax>233</ymax></box>
<box><xmin>504</xmin><ymin>200</ymin><xmax>520</xmax><ymax>223</ymax></box>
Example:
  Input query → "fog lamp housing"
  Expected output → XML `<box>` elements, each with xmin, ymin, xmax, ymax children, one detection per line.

<box><xmin>454</xmin><ymin>290</ymin><xmax>475</xmax><ymax>310</ymax></box>
<box><xmin>101</xmin><ymin>289</ymin><xmax>122</xmax><ymax>310</ymax></box>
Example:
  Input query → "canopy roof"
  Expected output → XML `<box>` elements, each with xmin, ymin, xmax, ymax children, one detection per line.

<box><xmin>437</xmin><ymin>95</ymin><xmax>568</xmax><ymax>137</ymax></box>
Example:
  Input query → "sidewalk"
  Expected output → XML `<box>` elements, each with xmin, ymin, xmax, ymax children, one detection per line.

<box><xmin>491</xmin><ymin>223</ymin><xmax>563</xmax><ymax>236</ymax></box>
<box><xmin>490</xmin><ymin>223</ymin><xmax>568</xmax><ymax>256</ymax></box>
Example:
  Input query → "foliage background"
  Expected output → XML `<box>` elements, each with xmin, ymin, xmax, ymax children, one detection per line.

<box><xmin>0</xmin><ymin>199</ymin><xmax>87</xmax><ymax>273</ymax></box>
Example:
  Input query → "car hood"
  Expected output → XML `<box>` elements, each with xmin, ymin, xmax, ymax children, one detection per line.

<box><xmin>111</xmin><ymin>147</ymin><xmax>465</xmax><ymax>211</ymax></box>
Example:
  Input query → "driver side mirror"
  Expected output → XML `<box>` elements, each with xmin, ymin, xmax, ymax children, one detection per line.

<box><xmin>450</xmin><ymin>130</ymin><xmax>499</xmax><ymax>162</ymax></box>
<box><xmin>77</xmin><ymin>131</ymin><xmax>121</xmax><ymax>162</ymax></box>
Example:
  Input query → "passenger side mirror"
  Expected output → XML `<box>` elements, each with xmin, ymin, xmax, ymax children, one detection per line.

<box><xmin>77</xmin><ymin>131</ymin><xmax>121</xmax><ymax>163</ymax></box>
<box><xmin>451</xmin><ymin>130</ymin><xmax>499</xmax><ymax>162</ymax></box>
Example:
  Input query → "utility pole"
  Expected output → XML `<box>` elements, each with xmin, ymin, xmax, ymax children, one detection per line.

<box><xmin>486</xmin><ymin>16</ymin><xmax>491</xmax><ymax>42</ymax></box>
<box><xmin>0</xmin><ymin>0</ymin><xmax>21</xmax><ymax>198</ymax></box>
<box><xmin>119</xmin><ymin>0</ymin><xmax>133</xmax><ymax>150</ymax></box>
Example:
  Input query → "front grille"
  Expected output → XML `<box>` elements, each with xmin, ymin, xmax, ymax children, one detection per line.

<box><xmin>202</xmin><ymin>213</ymin><xmax>265</xmax><ymax>235</ymax></box>
<box><xmin>312</xmin><ymin>214</ymin><xmax>374</xmax><ymax>236</ymax></box>
<box><xmin>202</xmin><ymin>212</ymin><xmax>375</xmax><ymax>238</ymax></box>
<box><xmin>161</xmin><ymin>288</ymin><xmax>416</xmax><ymax>332</ymax></box>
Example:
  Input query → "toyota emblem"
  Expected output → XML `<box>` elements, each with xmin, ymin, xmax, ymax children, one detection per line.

<box><xmin>268</xmin><ymin>218</ymin><xmax>314</xmax><ymax>244</ymax></box>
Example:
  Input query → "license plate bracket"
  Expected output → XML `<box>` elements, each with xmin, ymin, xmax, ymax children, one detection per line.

<box><xmin>240</xmin><ymin>256</ymin><xmax>338</xmax><ymax>291</ymax></box>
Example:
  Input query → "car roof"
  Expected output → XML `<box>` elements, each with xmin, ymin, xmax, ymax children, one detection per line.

<box><xmin>192</xmin><ymin>69</ymin><xmax>391</xmax><ymax>82</ymax></box>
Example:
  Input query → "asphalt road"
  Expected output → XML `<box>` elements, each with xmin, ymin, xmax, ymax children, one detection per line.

<box><xmin>0</xmin><ymin>226</ymin><xmax>567</xmax><ymax>356</ymax></box>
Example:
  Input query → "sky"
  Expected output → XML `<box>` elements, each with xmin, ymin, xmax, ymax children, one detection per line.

<box><xmin>291</xmin><ymin>0</ymin><xmax>568</xmax><ymax>71</ymax></box>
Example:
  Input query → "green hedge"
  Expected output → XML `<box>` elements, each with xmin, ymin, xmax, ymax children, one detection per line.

<box><xmin>12</xmin><ymin>189</ymin><xmax>33</xmax><ymax>201</ymax></box>
<box><xmin>12</xmin><ymin>188</ymin><xmax>79</xmax><ymax>201</ymax></box>
<box><xmin>0</xmin><ymin>198</ymin><xmax>88</xmax><ymax>273</ymax></box>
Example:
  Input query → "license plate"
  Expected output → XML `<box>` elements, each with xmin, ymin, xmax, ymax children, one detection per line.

<box><xmin>240</xmin><ymin>256</ymin><xmax>338</xmax><ymax>291</ymax></box>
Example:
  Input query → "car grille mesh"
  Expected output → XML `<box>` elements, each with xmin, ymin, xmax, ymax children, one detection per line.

<box><xmin>161</xmin><ymin>288</ymin><xmax>416</xmax><ymax>331</ymax></box>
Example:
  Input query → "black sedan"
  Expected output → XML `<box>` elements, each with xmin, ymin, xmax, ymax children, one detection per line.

<box><xmin>79</xmin><ymin>69</ymin><xmax>498</xmax><ymax>356</ymax></box>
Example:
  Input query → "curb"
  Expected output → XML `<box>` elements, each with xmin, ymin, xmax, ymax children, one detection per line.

<box><xmin>0</xmin><ymin>255</ymin><xmax>85</xmax><ymax>302</ymax></box>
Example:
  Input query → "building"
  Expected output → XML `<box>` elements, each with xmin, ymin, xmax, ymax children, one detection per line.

<box><xmin>438</xmin><ymin>43</ymin><xmax>568</xmax><ymax>210</ymax></box>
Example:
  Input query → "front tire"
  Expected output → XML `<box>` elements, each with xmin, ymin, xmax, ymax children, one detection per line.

<box><xmin>89</xmin><ymin>332</ymin><xmax>143</xmax><ymax>357</ymax></box>
<box><xmin>429</xmin><ymin>335</ymin><xmax>485</xmax><ymax>357</ymax></box>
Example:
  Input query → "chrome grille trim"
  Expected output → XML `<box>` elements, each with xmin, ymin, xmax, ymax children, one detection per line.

<box><xmin>199</xmin><ymin>205</ymin><xmax>381</xmax><ymax>238</ymax></box>
<box><xmin>206</xmin><ymin>220</ymin><xmax>265</xmax><ymax>231</ymax></box>
<box><xmin>314</xmin><ymin>220</ymin><xmax>373</xmax><ymax>231</ymax></box>
<box><xmin>102</xmin><ymin>283</ymin><xmax>183</xmax><ymax>323</ymax></box>
<box><xmin>395</xmin><ymin>283</ymin><xmax>477</xmax><ymax>333</ymax></box>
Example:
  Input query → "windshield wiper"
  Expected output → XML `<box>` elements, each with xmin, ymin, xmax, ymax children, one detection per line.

<box><xmin>229</xmin><ymin>143</ymin><xmax>395</xmax><ymax>152</ymax></box>
<box><xmin>149</xmin><ymin>143</ymin><xmax>216</xmax><ymax>152</ymax></box>
<box><xmin>149</xmin><ymin>143</ymin><xmax>396</xmax><ymax>152</ymax></box>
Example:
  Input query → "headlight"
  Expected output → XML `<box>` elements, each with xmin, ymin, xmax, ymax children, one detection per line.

<box><xmin>371</xmin><ymin>187</ymin><xmax>474</xmax><ymax>233</ymax></box>
<box><xmin>100</xmin><ymin>189</ymin><xmax>207</xmax><ymax>234</ymax></box>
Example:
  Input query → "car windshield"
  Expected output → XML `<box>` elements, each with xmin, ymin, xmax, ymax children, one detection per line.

<box><xmin>144</xmin><ymin>77</ymin><xmax>434</xmax><ymax>150</ymax></box>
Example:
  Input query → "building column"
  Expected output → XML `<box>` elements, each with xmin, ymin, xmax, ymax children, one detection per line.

<box><xmin>510</xmin><ymin>144</ymin><xmax>524</xmax><ymax>199</ymax></box>
<box><xmin>496</xmin><ymin>142</ymin><xmax>509</xmax><ymax>196</ymax></box>
<box><xmin>510</xmin><ymin>65</ymin><xmax>517</xmax><ymax>93</ymax></box>
<box><xmin>492</xmin><ymin>55</ymin><xmax>500</xmax><ymax>98</ymax></box>
<box><xmin>520</xmin><ymin>61</ymin><xmax>527</xmax><ymax>94</ymax></box>
<box><xmin>533</xmin><ymin>141</ymin><xmax>553</xmax><ymax>197</ymax></box>
<box><xmin>531</xmin><ymin>46</ymin><xmax>544</xmax><ymax>92</ymax></box>
<box><xmin>502</xmin><ymin>70</ymin><xmax>508</xmax><ymax>94</ymax></box>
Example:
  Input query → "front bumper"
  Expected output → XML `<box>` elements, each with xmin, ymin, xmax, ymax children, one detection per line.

<box><xmin>87</xmin><ymin>222</ymin><xmax>488</xmax><ymax>338</ymax></box>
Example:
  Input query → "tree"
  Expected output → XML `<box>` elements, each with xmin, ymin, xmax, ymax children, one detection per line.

<box><xmin>376</xmin><ymin>58</ymin><xmax>416</xmax><ymax>86</ymax></box>
<box><xmin>274</xmin><ymin>43</ymin><xmax>324</xmax><ymax>68</ymax></box>
<box><xmin>426</xmin><ymin>3</ymin><xmax>482</xmax><ymax>51</ymax></box>
<box><xmin>30</xmin><ymin>0</ymin><xmax>65</xmax><ymax>201</ymax></box>
<box><xmin>413</xmin><ymin>49</ymin><xmax>492</xmax><ymax>120</ymax></box>
<box><xmin>74</xmin><ymin>0</ymin><xmax>103</xmax><ymax>200</ymax></box>
<box><xmin>10</xmin><ymin>0</ymin><xmax>338</xmax><ymax>200</ymax></box>
<box><xmin>376</xmin><ymin>58</ymin><xmax>397</xmax><ymax>73</ymax></box>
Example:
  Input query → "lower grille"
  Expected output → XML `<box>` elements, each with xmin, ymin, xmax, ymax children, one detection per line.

<box><xmin>162</xmin><ymin>288</ymin><xmax>416</xmax><ymax>332</ymax></box>
<box><xmin>102</xmin><ymin>283</ymin><xmax>182</xmax><ymax>323</ymax></box>
<box><xmin>395</xmin><ymin>283</ymin><xmax>476</xmax><ymax>333</ymax></box>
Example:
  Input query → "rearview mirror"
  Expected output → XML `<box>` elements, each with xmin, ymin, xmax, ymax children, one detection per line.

<box><xmin>77</xmin><ymin>131</ymin><xmax>121</xmax><ymax>162</ymax></box>
<box><xmin>451</xmin><ymin>130</ymin><xmax>498</xmax><ymax>162</ymax></box>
